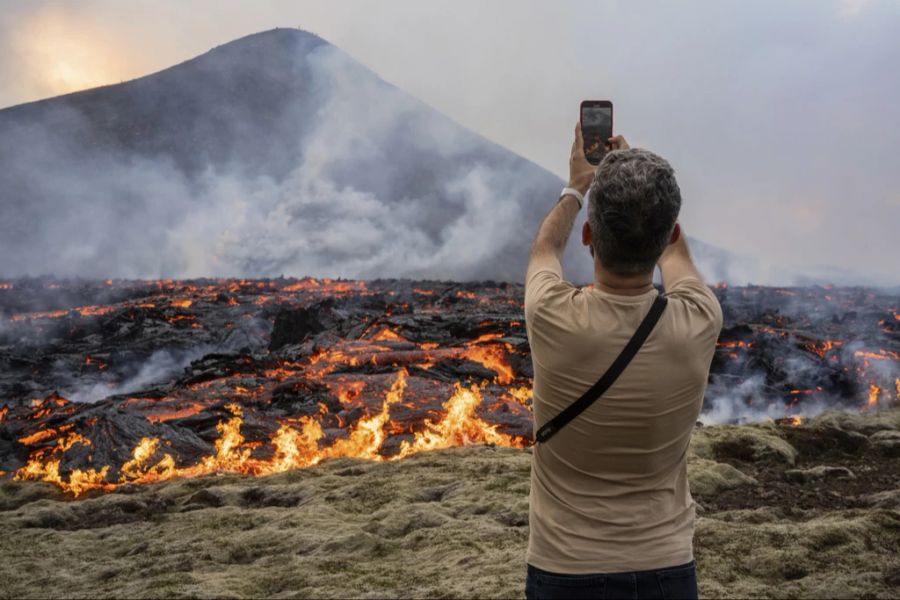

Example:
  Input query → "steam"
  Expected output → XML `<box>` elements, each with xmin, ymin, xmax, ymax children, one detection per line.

<box><xmin>62</xmin><ymin>346</ymin><xmax>213</xmax><ymax>404</ymax></box>
<box><xmin>700</xmin><ymin>374</ymin><xmax>837</xmax><ymax>425</ymax></box>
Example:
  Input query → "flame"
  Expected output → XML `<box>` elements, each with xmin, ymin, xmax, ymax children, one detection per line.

<box><xmin>461</xmin><ymin>343</ymin><xmax>515</xmax><ymax>384</ymax></box>
<box><xmin>324</xmin><ymin>369</ymin><xmax>408</xmax><ymax>461</ymax></box>
<box><xmin>14</xmin><ymin>458</ymin><xmax>112</xmax><ymax>497</ymax></box>
<box><xmin>202</xmin><ymin>404</ymin><xmax>251</xmax><ymax>471</ymax></box>
<box><xmin>868</xmin><ymin>383</ymin><xmax>880</xmax><ymax>407</ymax></box>
<box><xmin>119</xmin><ymin>437</ymin><xmax>175</xmax><ymax>481</ymax></box>
<box><xmin>268</xmin><ymin>420</ymin><xmax>325</xmax><ymax>471</ymax></box>
<box><xmin>506</xmin><ymin>386</ymin><xmax>533</xmax><ymax>407</ymax></box>
<box><xmin>397</xmin><ymin>382</ymin><xmax>519</xmax><ymax>458</ymax></box>
<box><xmin>170</xmin><ymin>299</ymin><xmax>193</xmax><ymax>308</ymax></box>
<box><xmin>12</xmin><ymin>365</ymin><xmax>527</xmax><ymax>495</ymax></box>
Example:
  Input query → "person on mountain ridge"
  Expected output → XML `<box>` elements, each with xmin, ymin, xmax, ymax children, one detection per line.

<box><xmin>523</xmin><ymin>122</ymin><xmax>723</xmax><ymax>600</ymax></box>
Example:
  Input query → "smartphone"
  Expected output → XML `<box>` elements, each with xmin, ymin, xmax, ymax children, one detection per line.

<box><xmin>580</xmin><ymin>100</ymin><xmax>613</xmax><ymax>165</ymax></box>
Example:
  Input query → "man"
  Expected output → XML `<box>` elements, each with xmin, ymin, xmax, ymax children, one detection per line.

<box><xmin>523</xmin><ymin>122</ymin><xmax>723</xmax><ymax>600</ymax></box>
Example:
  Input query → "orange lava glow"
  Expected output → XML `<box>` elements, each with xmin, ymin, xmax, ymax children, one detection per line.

<box><xmin>868</xmin><ymin>383</ymin><xmax>880</xmax><ymax>408</ymax></box>
<box><xmin>805</xmin><ymin>340</ymin><xmax>843</xmax><ymax>358</ymax></box>
<box><xmin>717</xmin><ymin>340</ymin><xmax>752</xmax><ymax>349</ymax></box>
<box><xmin>12</xmin><ymin>369</ymin><xmax>528</xmax><ymax>497</ymax></box>
<box><xmin>7</xmin><ymin>277</ymin><xmax>896</xmax><ymax>500</ymax></box>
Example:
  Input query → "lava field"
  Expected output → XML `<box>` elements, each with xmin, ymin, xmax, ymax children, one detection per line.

<box><xmin>0</xmin><ymin>277</ymin><xmax>897</xmax><ymax>496</ymax></box>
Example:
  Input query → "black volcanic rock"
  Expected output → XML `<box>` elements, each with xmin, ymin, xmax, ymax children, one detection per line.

<box><xmin>269</xmin><ymin>299</ymin><xmax>349</xmax><ymax>351</ymax></box>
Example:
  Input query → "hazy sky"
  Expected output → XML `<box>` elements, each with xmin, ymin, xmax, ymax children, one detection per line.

<box><xmin>1</xmin><ymin>0</ymin><xmax>898</xmax><ymax>281</ymax></box>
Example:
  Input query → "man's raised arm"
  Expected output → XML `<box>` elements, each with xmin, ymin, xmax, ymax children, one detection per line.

<box><xmin>657</xmin><ymin>224</ymin><xmax>706</xmax><ymax>289</ymax></box>
<box><xmin>526</xmin><ymin>122</ymin><xmax>601</xmax><ymax>282</ymax></box>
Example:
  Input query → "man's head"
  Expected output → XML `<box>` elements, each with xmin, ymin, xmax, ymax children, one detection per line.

<box><xmin>582</xmin><ymin>148</ymin><xmax>681</xmax><ymax>276</ymax></box>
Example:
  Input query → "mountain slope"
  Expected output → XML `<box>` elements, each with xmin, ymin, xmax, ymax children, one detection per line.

<box><xmin>2</xmin><ymin>28</ymin><xmax>789</xmax><ymax>285</ymax></box>
<box><xmin>0</xmin><ymin>28</ymin><xmax>594</xmax><ymax>282</ymax></box>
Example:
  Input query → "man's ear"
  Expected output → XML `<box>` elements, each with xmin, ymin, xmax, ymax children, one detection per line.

<box><xmin>669</xmin><ymin>222</ymin><xmax>681</xmax><ymax>244</ymax></box>
<box><xmin>582</xmin><ymin>220</ymin><xmax>592</xmax><ymax>246</ymax></box>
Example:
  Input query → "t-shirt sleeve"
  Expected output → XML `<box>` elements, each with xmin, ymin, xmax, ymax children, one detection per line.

<box><xmin>524</xmin><ymin>266</ymin><xmax>577</xmax><ymax>338</ymax></box>
<box><xmin>663</xmin><ymin>276</ymin><xmax>724</xmax><ymax>344</ymax></box>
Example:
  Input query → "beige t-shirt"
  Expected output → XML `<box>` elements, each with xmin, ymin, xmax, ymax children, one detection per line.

<box><xmin>524</xmin><ymin>266</ymin><xmax>723</xmax><ymax>574</ymax></box>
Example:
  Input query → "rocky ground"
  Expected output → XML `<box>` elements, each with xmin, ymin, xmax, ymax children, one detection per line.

<box><xmin>1</xmin><ymin>408</ymin><xmax>898</xmax><ymax>599</ymax></box>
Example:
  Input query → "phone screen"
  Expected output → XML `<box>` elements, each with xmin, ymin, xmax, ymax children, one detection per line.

<box><xmin>581</xmin><ymin>104</ymin><xmax>613</xmax><ymax>165</ymax></box>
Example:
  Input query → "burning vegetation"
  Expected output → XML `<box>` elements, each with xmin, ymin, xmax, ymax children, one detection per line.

<box><xmin>0</xmin><ymin>277</ymin><xmax>897</xmax><ymax>496</ymax></box>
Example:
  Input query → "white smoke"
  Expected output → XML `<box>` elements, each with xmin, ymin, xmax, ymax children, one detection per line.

<box><xmin>2</xmin><ymin>29</ymin><xmax>895</xmax><ymax>288</ymax></box>
<box><xmin>699</xmin><ymin>374</ymin><xmax>838</xmax><ymax>425</ymax></box>
<box><xmin>61</xmin><ymin>345</ymin><xmax>213</xmax><ymax>404</ymax></box>
<box><xmin>0</xmin><ymin>41</ymin><xmax>562</xmax><ymax>283</ymax></box>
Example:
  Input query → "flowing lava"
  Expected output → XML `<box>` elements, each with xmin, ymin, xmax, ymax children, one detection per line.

<box><xmin>1</xmin><ymin>277</ymin><xmax>898</xmax><ymax>496</ymax></box>
<box><xmin>13</xmin><ymin>368</ymin><xmax>526</xmax><ymax>496</ymax></box>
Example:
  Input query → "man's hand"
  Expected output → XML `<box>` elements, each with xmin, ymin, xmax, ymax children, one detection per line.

<box><xmin>606</xmin><ymin>134</ymin><xmax>629</xmax><ymax>151</ymax></box>
<box><xmin>569</xmin><ymin>122</ymin><xmax>598</xmax><ymax>195</ymax></box>
<box><xmin>569</xmin><ymin>124</ymin><xmax>630</xmax><ymax>195</ymax></box>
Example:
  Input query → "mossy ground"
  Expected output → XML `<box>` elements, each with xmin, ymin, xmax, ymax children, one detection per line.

<box><xmin>1</xmin><ymin>409</ymin><xmax>898</xmax><ymax>599</ymax></box>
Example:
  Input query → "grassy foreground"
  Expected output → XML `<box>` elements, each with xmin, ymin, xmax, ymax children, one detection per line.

<box><xmin>1</xmin><ymin>409</ymin><xmax>898</xmax><ymax>599</ymax></box>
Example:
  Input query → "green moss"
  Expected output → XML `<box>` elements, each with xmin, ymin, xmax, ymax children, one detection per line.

<box><xmin>689</xmin><ymin>458</ymin><xmax>757</xmax><ymax>495</ymax></box>
<box><xmin>1</xmin><ymin>417</ymin><xmax>899</xmax><ymax>599</ymax></box>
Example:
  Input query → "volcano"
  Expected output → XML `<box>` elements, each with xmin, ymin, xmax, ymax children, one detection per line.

<box><xmin>0</xmin><ymin>27</ymin><xmax>748</xmax><ymax>284</ymax></box>
<box><xmin>0</xmin><ymin>28</ymin><xmax>566</xmax><ymax>282</ymax></box>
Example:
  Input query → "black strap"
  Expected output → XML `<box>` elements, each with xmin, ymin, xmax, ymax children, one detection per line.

<box><xmin>534</xmin><ymin>294</ymin><xmax>668</xmax><ymax>444</ymax></box>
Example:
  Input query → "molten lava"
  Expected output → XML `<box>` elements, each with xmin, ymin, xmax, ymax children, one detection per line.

<box><xmin>1</xmin><ymin>277</ymin><xmax>898</xmax><ymax>496</ymax></box>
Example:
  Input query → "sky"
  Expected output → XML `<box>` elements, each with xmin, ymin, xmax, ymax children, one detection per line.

<box><xmin>1</xmin><ymin>0</ymin><xmax>898</xmax><ymax>282</ymax></box>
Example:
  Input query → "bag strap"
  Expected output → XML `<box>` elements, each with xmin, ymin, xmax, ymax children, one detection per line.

<box><xmin>534</xmin><ymin>294</ymin><xmax>668</xmax><ymax>444</ymax></box>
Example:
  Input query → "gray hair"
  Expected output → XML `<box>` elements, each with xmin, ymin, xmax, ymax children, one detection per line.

<box><xmin>586</xmin><ymin>148</ymin><xmax>681</xmax><ymax>276</ymax></box>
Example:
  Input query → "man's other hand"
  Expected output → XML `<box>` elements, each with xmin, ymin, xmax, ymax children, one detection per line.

<box><xmin>606</xmin><ymin>135</ymin><xmax>630</xmax><ymax>151</ymax></box>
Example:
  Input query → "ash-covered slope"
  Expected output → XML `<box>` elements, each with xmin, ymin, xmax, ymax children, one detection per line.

<box><xmin>0</xmin><ymin>28</ymin><xmax>590</xmax><ymax>282</ymax></box>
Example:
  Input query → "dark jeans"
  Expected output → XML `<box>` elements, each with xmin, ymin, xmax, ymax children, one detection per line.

<box><xmin>525</xmin><ymin>560</ymin><xmax>698</xmax><ymax>600</ymax></box>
